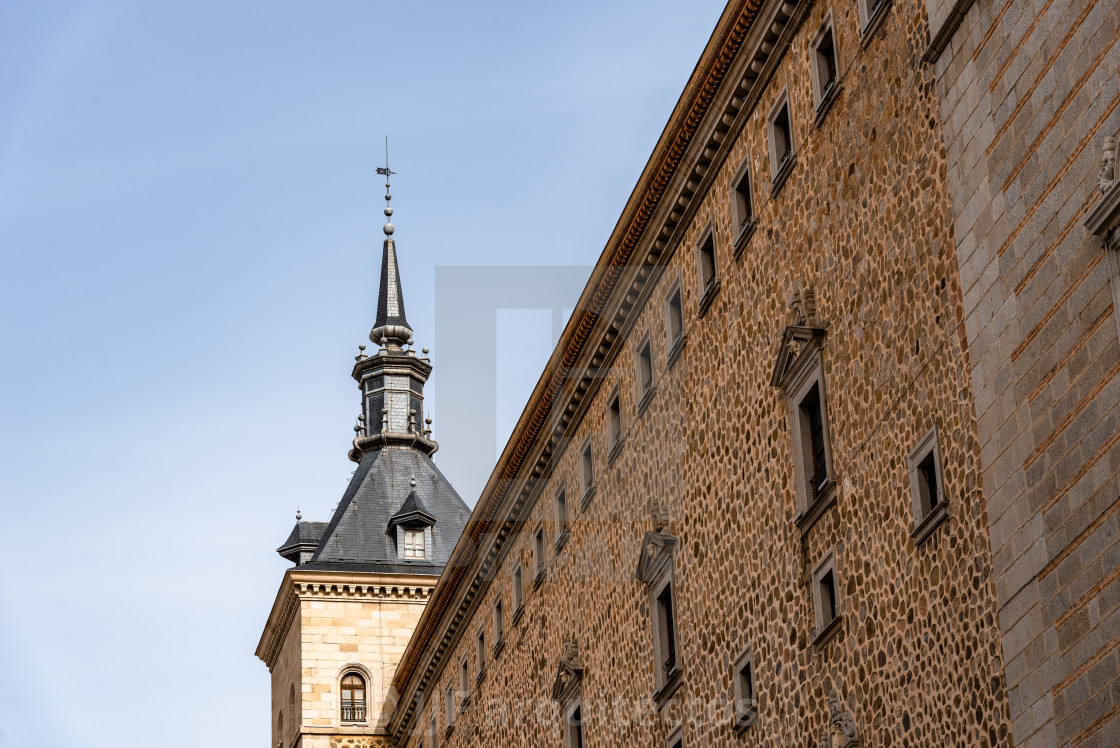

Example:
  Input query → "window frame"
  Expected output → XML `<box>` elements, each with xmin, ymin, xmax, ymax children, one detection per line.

<box><xmin>664</xmin><ymin>278</ymin><xmax>687</xmax><ymax>366</ymax></box>
<box><xmin>492</xmin><ymin>596</ymin><xmax>505</xmax><ymax>654</ymax></box>
<box><xmin>458</xmin><ymin>655</ymin><xmax>471</xmax><ymax>710</ymax></box>
<box><xmin>785</xmin><ymin>346</ymin><xmax>837</xmax><ymax>528</ymax></box>
<box><xmin>533</xmin><ymin>522</ymin><xmax>547</xmax><ymax>587</ymax></box>
<box><xmin>555</xmin><ymin>486</ymin><xmax>569</xmax><ymax>550</ymax></box>
<box><xmin>666</xmin><ymin>724</ymin><xmax>685</xmax><ymax>748</ymax></box>
<box><xmin>579</xmin><ymin>436</ymin><xmax>596</xmax><ymax>507</ymax></box>
<box><xmin>563</xmin><ymin>696</ymin><xmax>585</xmax><ymax>748</ymax></box>
<box><xmin>857</xmin><ymin>0</ymin><xmax>893</xmax><ymax>39</ymax></box>
<box><xmin>810</xmin><ymin>12</ymin><xmax>841</xmax><ymax>121</ymax></box>
<box><xmin>444</xmin><ymin>684</ymin><xmax>455</xmax><ymax>733</ymax></box>
<box><xmin>695</xmin><ymin>224</ymin><xmax>720</xmax><ymax>316</ymax></box>
<box><xmin>402</xmin><ymin>527</ymin><xmax>427</xmax><ymax>559</ymax></box>
<box><xmin>730</xmin><ymin>157</ymin><xmax>758</xmax><ymax>253</ymax></box>
<box><xmin>908</xmin><ymin>425</ymin><xmax>949</xmax><ymax>544</ymax></box>
<box><xmin>811</xmin><ymin>550</ymin><xmax>842</xmax><ymax>645</ymax></box>
<box><xmin>766</xmin><ymin>88</ymin><xmax>796</xmax><ymax>194</ymax></box>
<box><xmin>512</xmin><ymin>563</ymin><xmax>524</xmax><ymax>621</ymax></box>
<box><xmin>607</xmin><ymin>387</ymin><xmax>624</xmax><ymax>460</ymax></box>
<box><xmin>339</xmin><ymin>670</ymin><xmax>368</xmax><ymax>724</ymax></box>
<box><xmin>732</xmin><ymin>647</ymin><xmax>757</xmax><ymax>734</ymax></box>
<box><xmin>476</xmin><ymin>626</ymin><xmax>487</xmax><ymax>683</ymax></box>
<box><xmin>636</xmin><ymin>333</ymin><xmax>656</xmax><ymax>415</ymax></box>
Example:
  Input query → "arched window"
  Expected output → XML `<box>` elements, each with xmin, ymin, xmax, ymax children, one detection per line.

<box><xmin>289</xmin><ymin>684</ymin><xmax>295</xmax><ymax>736</ymax></box>
<box><xmin>276</xmin><ymin>712</ymin><xmax>284</xmax><ymax>748</ymax></box>
<box><xmin>341</xmin><ymin>672</ymin><xmax>367</xmax><ymax>722</ymax></box>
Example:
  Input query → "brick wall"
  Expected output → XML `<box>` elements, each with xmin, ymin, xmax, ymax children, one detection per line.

<box><xmin>928</xmin><ymin>0</ymin><xmax>1120</xmax><ymax>746</ymax></box>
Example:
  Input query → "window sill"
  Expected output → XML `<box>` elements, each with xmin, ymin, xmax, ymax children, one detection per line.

<box><xmin>770</xmin><ymin>153</ymin><xmax>797</xmax><ymax>197</ymax></box>
<box><xmin>667</xmin><ymin>333</ymin><xmax>687</xmax><ymax>369</ymax></box>
<box><xmin>637</xmin><ymin>384</ymin><xmax>657</xmax><ymax>418</ymax></box>
<box><xmin>458</xmin><ymin>695</ymin><xmax>472</xmax><ymax>712</ymax></box>
<box><xmin>911</xmin><ymin>501</ymin><xmax>949</xmax><ymax>546</ymax></box>
<box><xmin>859</xmin><ymin>0</ymin><xmax>893</xmax><ymax>47</ymax></box>
<box><xmin>608</xmin><ymin>437</ymin><xmax>624</xmax><ymax>466</ymax></box>
<box><xmin>444</xmin><ymin>723</ymin><xmax>455</xmax><ymax>739</ymax></box>
<box><xmin>652</xmin><ymin>666</ymin><xmax>684</xmax><ymax>709</ymax></box>
<box><xmin>533</xmin><ymin>568</ymin><xmax>545</xmax><ymax>589</ymax></box>
<box><xmin>813</xmin><ymin>81</ymin><xmax>842</xmax><ymax>129</ymax></box>
<box><xmin>811</xmin><ymin>614</ymin><xmax>843</xmax><ymax>648</ymax></box>
<box><xmin>697</xmin><ymin>278</ymin><xmax>721</xmax><ymax>318</ymax></box>
<box><xmin>511</xmin><ymin>604</ymin><xmax>524</xmax><ymax>625</ymax></box>
<box><xmin>554</xmin><ymin>529</ymin><xmax>570</xmax><ymax>552</ymax></box>
<box><xmin>492</xmin><ymin>637</ymin><xmax>505</xmax><ymax>658</ymax></box>
<box><xmin>793</xmin><ymin>478</ymin><xmax>838</xmax><ymax>535</ymax></box>
<box><xmin>580</xmin><ymin>485</ymin><xmax>597</xmax><ymax>511</ymax></box>
<box><xmin>733</xmin><ymin>707</ymin><xmax>758</xmax><ymax>735</ymax></box>
<box><xmin>732</xmin><ymin>218</ymin><xmax>758</xmax><ymax>259</ymax></box>
<box><xmin>476</xmin><ymin>667</ymin><xmax>486</xmax><ymax>686</ymax></box>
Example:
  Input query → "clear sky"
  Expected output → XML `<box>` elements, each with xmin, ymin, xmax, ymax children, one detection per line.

<box><xmin>0</xmin><ymin>2</ymin><xmax>725</xmax><ymax>745</ymax></box>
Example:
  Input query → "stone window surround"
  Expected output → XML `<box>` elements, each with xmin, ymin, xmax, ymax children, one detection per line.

<box><xmin>857</xmin><ymin>0</ymin><xmax>892</xmax><ymax>42</ymax></box>
<box><xmin>532</xmin><ymin>520</ymin><xmax>547</xmax><ymax>588</ymax></box>
<box><xmin>783</xmin><ymin>343</ymin><xmax>837</xmax><ymax>530</ymax></box>
<box><xmin>579</xmin><ymin>435</ymin><xmax>597</xmax><ymax>508</ymax></box>
<box><xmin>457</xmin><ymin>655</ymin><xmax>471</xmax><ymax>711</ymax></box>
<box><xmin>635</xmin><ymin>331</ymin><xmax>657</xmax><ymax>416</ymax></box>
<box><xmin>444</xmin><ymin>684</ymin><xmax>455</xmax><ymax>735</ymax></box>
<box><xmin>666</xmin><ymin>723</ymin><xmax>685</xmax><ymax>748</ymax></box>
<box><xmin>429</xmin><ymin>710</ymin><xmax>438</xmax><ymax>747</ymax></box>
<box><xmin>562</xmin><ymin>695</ymin><xmax>585</xmax><ymax>748</ymax></box>
<box><xmin>811</xmin><ymin>549</ymin><xmax>842</xmax><ymax>646</ymax></box>
<box><xmin>766</xmin><ymin>87</ymin><xmax>797</xmax><ymax>194</ymax></box>
<box><xmin>338</xmin><ymin>664</ymin><xmax>372</xmax><ymax>725</ymax></box>
<box><xmin>730</xmin><ymin>156</ymin><xmax>759</xmax><ymax>256</ymax></box>
<box><xmin>907</xmin><ymin>424</ymin><xmax>949</xmax><ymax>545</ymax></box>
<box><xmin>695</xmin><ymin>221</ymin><xmax>721</xmax><ymax>317</ymax></box>
<box><xmin>475</xmin><ymin>626</ymin><xmax>487</xmax><ymax>684</ymax></box>
<box><xmin>511</xmin><ymin>563</ymin><xmax>525</xmax><ymax>623</ymax></box>
<box><xmin>663</xmin><ymin>275</ymin><xmax>687</xmax><ymax>366</ymax></box>
<box><xmin>606</xmin><ymin>385</ymin><xmax>625</xmax><ymax>462</ymax></box>
<box><xmin>554</xmin><ymin>485</ymin><xmax>570</xmax><ymax>551</ymax></box>
<box><xmin>732</xmin><ymin>646</ymin><xmax>757</xmax><ymax>734</ymax></box>
<box><xmin>492</xmin><ymin>597</ymin><xmax>505</xmax><ymax>656</ymax></box>
<box><xmin>641</xmin><ymin>545</ymin><xmax>683</xmax><ymax>706</ymax></box>
<box><xmin>809</xmin><ymin>9</ymin><xmax>842</xmax><ymax>126</ymax></box>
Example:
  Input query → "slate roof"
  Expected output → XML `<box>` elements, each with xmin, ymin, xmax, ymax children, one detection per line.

<box><xmin>304</xmin><ymin>445</ymin><xmax>470</xmax><ymax>570</ymax></box>
<box><xmin>375</xmin><ymin>238</ymin><xmax>411</xmax><ymax>333</ymax></box>
<box><xmin>278</xmin><ymin>521</ymin><xmax>329</xmax><ymax>551</ymax></box>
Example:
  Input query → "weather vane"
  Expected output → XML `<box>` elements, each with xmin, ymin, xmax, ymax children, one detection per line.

<box><xmin>376</xmin><ymin>135</ymin><xmax>395</xmax><ymax>237</ymax></box>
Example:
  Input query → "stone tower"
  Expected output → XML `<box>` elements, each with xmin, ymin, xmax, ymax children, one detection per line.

<box><xmin>256</xmin><ymin>172</ymin><xmax>470</xmax><ymax>748</ymax></box>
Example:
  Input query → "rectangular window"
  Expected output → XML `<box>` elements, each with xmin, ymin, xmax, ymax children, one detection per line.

<box><xmin>513</xmin><ymin>565</ymin><xmax>524</xmax><ymax>612</ymax></box>
<box><xmin>655</xmin><ymin>581</ymin><xmax>678</xmax><ymax>682</ymax></box>
<box><xmin>798</xmin><ymin>383</ymin><xmax>828</xmax><ymax>498</ymax></box>
<box><xmin>607</xmin><ymin>392</ymin><xmax>622</xmax><ymax>449</ymax></box>
<box><xmin>697</xmin><ymin>232</ymin><xmax>717</xmax><ymax>294</ymax></box>
<box><xmin>581</xmin><ymin>440</ymin><xmax>594</xmax><ymax>498</ymax></box>
<box><xmin>667</xmin><ymin>727</ymin><xmax>684</xmax><ymax>748</ymax></box>
<box><xmin>908</xmin><ymin>426</ymin><xmax>947</xmax><ymax>543</ymax></box>
<box><xmin>565</xmin><ymin>700</ymin><xmax>585</xmax><ymax>748</ymax></box>
<box><xmin>859</xmin><ymin>0</ymin><xmax>890</xmax><ymax>32</ymax></box>
<box><xmin>430</xmin><ymin>712</ymin><xmax>438</xmax><ymax>747</ymax></box>
<box><xmin>459</xmin><ymin>658</ymin><xmax>470</xmax><ymax>705</ymax></box>
<box><xmin>812</xmin><ymin>21</ymin><xmax>839</xmax><ymax>110</ymax></box>
<box><xmin>476</xmin><ymin>628</ymin><xmax>486</xmax><ymax>674</ymax></box>
<box><xmin>733</xmin><ymin>650</ymin><xmax>756</xmax><ymax>731</ymax></box>
<box><xmin>812</xmin><ymin>551</ymin><xmax>840</xmax><ymax>642</ymax></box>
<box><xmin>493</xmin><ymin>598</ymin><xmax>504</xmax><ymax>643</ymax></box>
<box><xmin>534</xmin><ymin>528</ymin><xmax>546</xmax><ymax>584</ymax></box>
<box><xmin>638</xmin><ymin>339</ymin><xmax>654</xmax><ymax>395</ymax></box>
<box><xmin>732</xmin><ymin>162</ymin><xmax>755</xmax><ymax>234</ymax></box>
<box><xmin>445</xmin><ymin>686</ymin><xmax>454</xmax><ymax>726</ymax></box>
<box><xmin>768</xmin><ymin>92</ymin><xmax>794</xmax><ymax>185</ymax></box>
<box><xmin>666</xmin><ymin>286</ymin><xmax>684</xmax><ymax>347</ymax></box>
<box><xmin>403</xmin><ymin>528</ymin><xmax>426</xmax><ymax>559</ymax></box>
<box><xmin>556</xmin><ymin>489</ymin><xmax>568</xmax><ymax>539</ymax></box>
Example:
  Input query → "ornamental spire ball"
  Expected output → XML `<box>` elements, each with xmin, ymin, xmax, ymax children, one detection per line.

<box><xmin>377</xmin><ymin>135</ymin><xmax>396</xmax><ymax>236</ymax></box>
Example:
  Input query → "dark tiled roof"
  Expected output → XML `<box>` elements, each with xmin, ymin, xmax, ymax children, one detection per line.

<box><xmin>278</xmin><ymin>521</ymin><xmax>329</xmax><ymax>551</ymax></box>
<box><xmin>307</xmin><ymin>446</ymin><xmax>469</xmax><ymax>569</ymax></box>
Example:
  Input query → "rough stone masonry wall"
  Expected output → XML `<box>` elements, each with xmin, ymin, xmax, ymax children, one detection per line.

<box><xmin>399</xmin><ymin>0</ymin><xmax>1012</xmax><ymax>745</ymax></box>
<box><xmin>927</xmin><ymin>1</ymin><xmax>1120</xmax><ymax>746</ymax></box>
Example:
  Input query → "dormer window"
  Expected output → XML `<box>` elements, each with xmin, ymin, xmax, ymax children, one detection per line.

<box><xmin>403</xmin><ymin>528</ymin><xmax>426</xmax><ymax>558</ymax></box>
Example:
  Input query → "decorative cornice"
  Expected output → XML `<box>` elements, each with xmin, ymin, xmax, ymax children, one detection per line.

<box><xmin>388</xmin><ymin>0</ymin><xmax>768</xmax><ymax>725</ymax></box>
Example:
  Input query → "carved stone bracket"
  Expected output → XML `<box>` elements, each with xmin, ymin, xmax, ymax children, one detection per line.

<box><xmin>818</xmin><ymin>689</ymin><xmax>860</xmax><ymax>747</ymax></box>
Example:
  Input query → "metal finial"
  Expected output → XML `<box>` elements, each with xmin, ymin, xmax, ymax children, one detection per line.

<box><xmin>410</xmin><ymin>475</ymin><xmax>417</xmax><ymax>488</ymax></box>
<box><xmin>296</xmin><ymin>507</ymin><xmax>302</xmax><ymax>521</ymax></box>
<box><xmin>376</xmin><ymin>136</ymin><xmax>396</xmax><ymax>236</ymax></box>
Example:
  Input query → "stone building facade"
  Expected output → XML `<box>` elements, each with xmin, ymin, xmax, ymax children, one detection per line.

<box><xmin>384</xmin><ymin>0</ymin><xmax>1016</xmax><ymax>745</ymax></box>
<box><xmin>925</xmin><ymin>0</ymin><xmax>1120</xmax><ymax>746</ymax></box>
<box><xmin>258</xmin><ymin>0</ymin><xmax>1120</xmax><ymax>746</ymax></box>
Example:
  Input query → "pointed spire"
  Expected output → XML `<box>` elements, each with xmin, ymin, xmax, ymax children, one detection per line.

<box><xmin>371</xmin><ymin>138</ymin><xmax>413</xmax><ymax>347</ymax></box>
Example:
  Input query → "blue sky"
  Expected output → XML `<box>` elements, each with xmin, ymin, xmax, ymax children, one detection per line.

<box><xmin>0</xmin><ymin>2</ymin><xmax>725</xmax><ymax>745</ymax></box>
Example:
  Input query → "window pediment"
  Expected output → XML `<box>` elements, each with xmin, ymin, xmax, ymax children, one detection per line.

<box><xmin>636</xmin><ymin>531</ymin><xmax>677</xmax><ymax>585</ymax></box>
<box><xmin>551</xmin><ymin>635</ymin><xmax>584</xmax><ymax>703</ymax></box>
<box><xmin>770</xmin><ymin>324</ymin><xmax>827</xmax><ymax>390</ymax></box>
